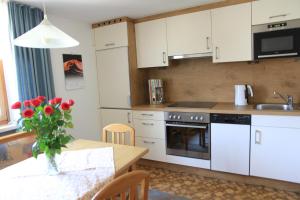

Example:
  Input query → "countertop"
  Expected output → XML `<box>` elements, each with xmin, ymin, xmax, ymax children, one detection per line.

<box><xmin>132</xmin><ymin>103</ymin><xmax>300</xmax><ymax>116</ymax></box>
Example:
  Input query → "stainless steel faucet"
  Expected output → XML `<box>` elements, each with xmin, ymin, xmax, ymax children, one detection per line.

<box><xmin>273</xmin><ymin>91</ymin><xmax>294</xmax><ymax>109</ymax></box>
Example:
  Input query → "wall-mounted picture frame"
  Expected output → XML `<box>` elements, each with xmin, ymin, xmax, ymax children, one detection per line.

<box><xmin>63</xmin><ymin>54</ymin><xmax>84</xmax><ymax>90</ymax></box>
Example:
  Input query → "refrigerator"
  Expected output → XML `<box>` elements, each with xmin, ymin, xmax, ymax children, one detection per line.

<box><xmin>96</xmin><ymin>47</ymin><xmax>133</xmax><ymax>133</ymax></box>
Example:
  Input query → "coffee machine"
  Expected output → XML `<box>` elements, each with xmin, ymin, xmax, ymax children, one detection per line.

<box><xmin>148</xmin><ymin>79</ymin><xmax>164</xmax><ymax>105</ymax></box>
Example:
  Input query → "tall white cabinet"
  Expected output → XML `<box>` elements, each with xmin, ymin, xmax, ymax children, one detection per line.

<box><xmin>94</xmin><ymin>22</ymin><xmax>133</xmax><ymax>136</ymax></box>
<box><xmin>135</xmin><ymin>19</ymin><xmax>168</xmax><ymax>68</ymax></box>
<box><xmin>167</xmin><ymin>10</ymin><xmax>212</xmax><ymax>57</ymax></box>
<box><xmin>211</xmin><ymin>3</ymin><xmax>252</xmax><ymax>63</ymax></box>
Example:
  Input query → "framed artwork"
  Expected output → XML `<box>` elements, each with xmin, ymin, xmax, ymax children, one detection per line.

<box><xmin>63</xmin><ymin>54</ymin><xmax>84</xmax><ymax>90</ymax></box>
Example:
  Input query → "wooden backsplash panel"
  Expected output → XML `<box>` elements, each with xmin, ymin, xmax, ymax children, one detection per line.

<box><xmin>145</xmin><ymin>58</ymin><xmax>300</xmax><ymax>103</ymax></box>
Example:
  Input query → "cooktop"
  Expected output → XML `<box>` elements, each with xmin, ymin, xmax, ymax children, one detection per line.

<box><xmin>167</xmin><ymin>101</ymin><xmax>216</xmax><ymax>108</ymax></box>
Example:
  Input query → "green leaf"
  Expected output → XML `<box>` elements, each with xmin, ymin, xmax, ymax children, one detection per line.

<box><xmin>64</xmin><ymin>112</ymin><xmax>72</xmax><ymax>120</ymax></box>
<box><xmin>57</xmin><ymin>120</ymin><xmax>64</xmax><ymax>126</ymax></box>
<box><xmin>67</xmin><ymin>122</ymin><xmax>74</xmax><ymax>129</ymax></box>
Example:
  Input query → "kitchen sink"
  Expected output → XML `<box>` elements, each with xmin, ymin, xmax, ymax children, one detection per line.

<box><xmin>256</xmin><ymin>104</ymin><xmax>294</xmax><ymax>111</ymax></box>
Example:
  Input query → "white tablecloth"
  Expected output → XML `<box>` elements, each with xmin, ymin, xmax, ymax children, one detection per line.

<box><xmin>0</xmin><ymin>147</ymin><xmax>115</xmax><ymax>200</ymax></box>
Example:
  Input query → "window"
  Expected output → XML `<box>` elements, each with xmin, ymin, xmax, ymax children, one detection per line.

<box><xmin>0</xmin><ymin>60</ymin><xmax>9</xmax><ymax>124</ymax></box>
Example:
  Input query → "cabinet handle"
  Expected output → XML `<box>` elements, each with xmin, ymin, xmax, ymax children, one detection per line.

<box><xmin>105</xmin><ymin>42</ymin><xmax>115</xmax><ymax>47</ymax></box>
<box><xmin>141</xmin><ymin>113</ymin><xmax>153</xmax><ymax>117</ymax></box>
<box><xmin>215</xmin><ymin>47</ymin><xmax>220</xmax><ymax>59</ymax></box>
<box><xmin>143</xmin><ymin>140</ymin><xmax>155</xmax><ymax>144</ymax></box>
<box><xmin>162</xmin><ymin>52</ymin><xmax>166</xmax><ymax>64</ymax></box>
<box><xmin>142</xmin><ymin>122</ymin><xmax>154</xmax><ymax>126</ymax></box>
<box><xmin>255</xmin><ymin>130</ymin><xmax>262</xmax><ymax>144</ymax></box>
<box><xmin>206</xmin><ymin>37</ymin><xmax>210</xmax><ymax>50</ymax></box>
<box><xmin>269</xmin><ymin>14</ymin><xmax>288</xmax><ymax>19</ymax></box>
<box><xmin>127</xmin><ymin>112</ymin><xmax>131</xmax><ymax>124</ymax></box>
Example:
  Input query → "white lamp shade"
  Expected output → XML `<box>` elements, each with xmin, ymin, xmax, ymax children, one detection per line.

<box><xmin>14</xmin><ymin>17</ymin><xmax>79</xmax><ymax>48</ymax></box>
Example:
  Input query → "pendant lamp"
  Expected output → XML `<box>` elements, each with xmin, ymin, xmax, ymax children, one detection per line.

<box><xmin>14</xmin><ymin>3</ymin><xmax>79</xmax><ymax>48</ymax></box>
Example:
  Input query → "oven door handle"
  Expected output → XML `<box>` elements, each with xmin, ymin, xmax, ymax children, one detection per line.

<box><xmin>166</xmin><ymin>123</ymin><xmax>207</xmax><ymax>129</ymax></box>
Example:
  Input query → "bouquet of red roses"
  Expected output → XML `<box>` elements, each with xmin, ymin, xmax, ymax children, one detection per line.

<box><xmin>11</xmin><ymin>96</ymin><xmax>75</xmax><ymax>160</ymax></box>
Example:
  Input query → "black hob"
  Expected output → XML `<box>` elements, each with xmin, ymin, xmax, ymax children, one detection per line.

<box><xmin>167</xmin><ymin>101</ymin><xmax>216</xmax><ymax>108</ymax></box>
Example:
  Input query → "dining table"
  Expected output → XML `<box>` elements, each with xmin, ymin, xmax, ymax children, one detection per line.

<box><xmin>0</xmin><ymin>139</ymin><xmax>148</xmax><ymax>200</ymax></box>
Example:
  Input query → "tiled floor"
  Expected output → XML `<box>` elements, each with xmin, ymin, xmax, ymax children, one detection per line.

<box><xmin>138</xmin><ymin>164</ymin><xmax>300</xmax><ymax>200</ymax></box>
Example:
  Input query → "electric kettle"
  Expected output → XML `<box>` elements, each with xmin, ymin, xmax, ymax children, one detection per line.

<box><xmin>235</xmin><ymin>85</ymin><xmax>253</xmax><ymax>106</ymax></box>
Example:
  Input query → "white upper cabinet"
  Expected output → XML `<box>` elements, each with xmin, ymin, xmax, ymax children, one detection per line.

<box><xmin>212</xmin><ymin>3</ymin><xmax>252</xmax><ymax>63</ymax></box>
<box><xmin>94</xmin><ymin>22</ymin><xmax>128</xmax><ymax>50</ymax></box>
<box><xmin>166</xmin><ymin>10</ymin><xmax>212</xmax><ymax>56</ymax></box>
<box><xmin>135</xmin><ymin>19</ymin><xmax>168</xmax><ymax>68</ymax></box>
<box><xmin>252</xmin><ymin>0</ymin><xmax>300</xmax><ymax>25</ymax></box>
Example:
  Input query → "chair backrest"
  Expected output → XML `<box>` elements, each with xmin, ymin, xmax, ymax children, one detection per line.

<box><xmin>102</xmin><ymin>124</ymin><xmax>135</xmax><ymax>146</ymax></box>
<box><xmin>92</xmin><ymin>170</ymin><xmax>149</xmax><ymax>200</ymax></box>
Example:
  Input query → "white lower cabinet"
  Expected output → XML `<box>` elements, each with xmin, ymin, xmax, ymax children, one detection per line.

<box><xmin>134</xmin><ymin>119</ymin><xmax>165</xmax><ymax>139</ymax></box>
<box><xmin>211</xmin><ymin>123</ymin><xmax>250</xmax><ymax>175</ymax></box>
<box><xmin>136</xmin><ymin>137</ymin><xmax>166</xmax><ymax>162</ymax></box>
<box><xmin>133</xmin><ymin>111</ymin><xmax>166</xmax><ymax>161</ymax></box>
<box><xmin>99</xmin><ymin>108</ymin><xmax>133</xmax><ymax>143</ymax></box>
<box><xmin>100</xmin><ymin>109</ymin><xmax>132</xmax><ymax>128</ymax></box>
<box><xmin>251</xmin><ymin>115</ymin><xmax>300</xmax><ymax>184</ymax></box>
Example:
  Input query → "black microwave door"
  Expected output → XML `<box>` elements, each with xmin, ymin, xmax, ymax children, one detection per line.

<box><xmin>254</xmin><ymin>28</ymin><xmax>300</xmax><ymax>59</ymax></box>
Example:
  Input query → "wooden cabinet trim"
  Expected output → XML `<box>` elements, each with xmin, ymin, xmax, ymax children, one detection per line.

<box><xmin>134</xmin><ymin>0</ymin><xmax>253</xmax><ymax>24</ymax></box>
<box><xmin>92</xmin><ymin>17</ymin><xmax>133</xmax><ymax>29</ymax></box>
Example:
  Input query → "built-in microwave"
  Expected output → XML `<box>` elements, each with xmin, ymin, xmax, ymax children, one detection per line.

<box><xmin>253</xmin><ymin>19</ymin><xmax>300</xmax><ymax>60</ymax></box>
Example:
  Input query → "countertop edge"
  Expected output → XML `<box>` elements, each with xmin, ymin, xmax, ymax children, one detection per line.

<box><xmin>131</xmin><ymin>103</ymin><xmax>300</xmax><ymax>116</ymax></box>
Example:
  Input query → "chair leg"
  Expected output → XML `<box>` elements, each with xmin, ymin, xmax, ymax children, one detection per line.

<box><xmin>128</xmin><ymin>164</ymin><xmax>136</xmax><ymax>172</ymax></box>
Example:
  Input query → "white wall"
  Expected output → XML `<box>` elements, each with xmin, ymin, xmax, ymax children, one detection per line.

<box><xmin>0</xmin><ymin>1</ymin><xmax>19</xmax><ymax>124</ymax></box>
<box><xmin>49</xmin><ymin>15</ymin><xmax>101</xmax><ymax>141</ymax></box>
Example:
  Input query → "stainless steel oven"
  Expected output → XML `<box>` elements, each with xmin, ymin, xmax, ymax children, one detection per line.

<box><xmin>253</xmin><ymin>19</ymin><xmax>300</xmax><ymax>60</ymax></box>
<box><xmin>165</xmin><ymin>112</ymin><xmax>210</xmax><ymax>160</ymax></box>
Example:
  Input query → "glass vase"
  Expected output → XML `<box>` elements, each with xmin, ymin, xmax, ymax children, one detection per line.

<box><xmin>46</xmin><ymin>154</ymin><xmax>59</xmax><ymax>175</ymax></box>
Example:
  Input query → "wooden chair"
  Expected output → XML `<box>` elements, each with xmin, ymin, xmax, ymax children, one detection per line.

<box><xmin>92</xmin><ymin>170</ymin><xmax>149</xmax><ymax>200</ymax></box>
<box><xmin>102</xmin><ymin>124</ymin><xmax>135</xmax><ymax>146</ymax></box>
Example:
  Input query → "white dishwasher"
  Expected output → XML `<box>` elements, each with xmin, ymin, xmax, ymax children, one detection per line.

<box><xmin>211</xmin><ymin>114</ymin><xmax>251</xmax><ymax>175</ymax></box>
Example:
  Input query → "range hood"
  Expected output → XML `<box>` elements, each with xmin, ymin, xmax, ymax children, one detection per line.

<box><xmin>169</xmin><ymin>52</ymin><xmax>212</xmax><ymax>60</ymax></box>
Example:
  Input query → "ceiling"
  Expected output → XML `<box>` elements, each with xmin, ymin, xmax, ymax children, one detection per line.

<box><xmin>16</xmin><ymin>0</ymin><xmax>222</xmax><ymax>24</ymax></box>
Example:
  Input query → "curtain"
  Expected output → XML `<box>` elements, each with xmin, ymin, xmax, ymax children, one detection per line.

<box><xmin>7</xmin><ymin>1</ymin><xmax>55</xmax><ymax>101</ymax></box>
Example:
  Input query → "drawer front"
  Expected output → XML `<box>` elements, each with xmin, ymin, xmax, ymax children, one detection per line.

<box><xmin>136</xmin><ymin>137</ymin><xmax>166</xmax><ymax>162</ymax></box>
<box><xmin>252</xmin><ymin>115</ymin><xmax>300</xmax><ymax>129</ymax></box>
<box><xmin>133</xmin><ymin>111</ymin><xmax>164</xmax><ymax>120</ymax></box>
<box><xmin>134</xmin><ymin>119</ymin><xmax>165</xmax><ymax>139</ymax></box>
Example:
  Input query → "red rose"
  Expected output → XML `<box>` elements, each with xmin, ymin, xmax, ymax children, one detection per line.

<box><xmin>37</xmin><ymin>96</ymin><xmax>46</xmax><ymax>102</ymax></box>
<box><xmin>68</xmin><ymin>99</ymin><xmax>75</xmax><ymax>106</ymax></box>
<box><xmin>24</xmin><ymin>100</ymin><xmax>31</xmax><ymax>107</ymax></box>
<box><xmin>61</xmin><ymin>102</ymin><xmax>70</xmax><ymax>111</ymax></box>
<box><xmin>54</xmin><ymin>97</ymin><xmax>62</xmax><ymax>104</ymax></box>
<box><xmin>49</xmin><ymin>99</ymin><xmax>56</xmax><ymax>105</ymax></box>
<box><xmin>31</xmin><ymin>98</ymin><xmax>42</xmax><ymax>107</ymax></box>
<box><xmin>11</xmin><ymin>101</ymin><xmax>22</xmax><ymax>109</ymax></box>
<box><xmin>44</xmin><ymin>105</ymin><xmax>54</xmax><ymax>115</ymax></box>
<box><xmin>22</xmin><ymin>109</ymin><xmax>34</xmax><ymax>118</ymax></box>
